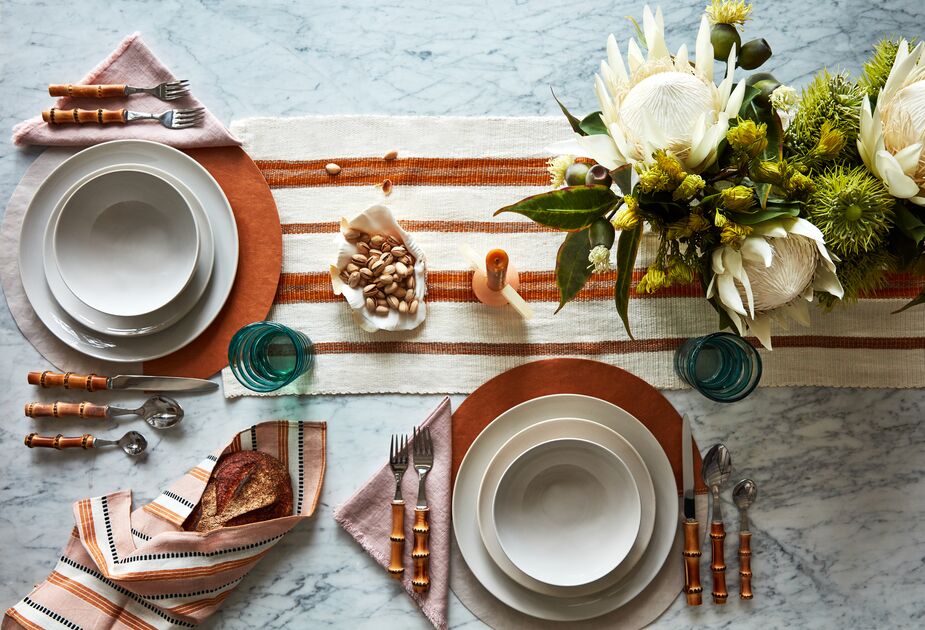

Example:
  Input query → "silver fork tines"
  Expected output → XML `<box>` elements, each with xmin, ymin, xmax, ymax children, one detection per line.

<box><xmin>412</xmin><ymin>427</ymin><xmax>434</xmax><ymax>509</ymax></box>
<box><xmin>389</xmin><ymin>434</ymin><xmax>408</xmax><ymax>501</ymax></box>
<box><xmin>124</xmin><ymin>107</ymin><xmax>206</xmax><ymax>129</ymax></box>
<box><xmin>125</xmin><ymin>79</ymin><xmax>191</xmax><ymax>102</ymax></box>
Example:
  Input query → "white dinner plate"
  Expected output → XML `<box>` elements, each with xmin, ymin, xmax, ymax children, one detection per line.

<box><xmin>453</xmin><ymin>394</ymin><xmax>678</xmax><ymax>621</ymax></box>
<box><xmin>477</xmin><ymin>417</ymin><xmax>656</xmax><ymax>598</ymax></box>
<box><xmin>43</xmin><ymin>163</ymin><xmax>215</xmax><ymax>337</ymax></box>
<box><xmin>492</xmin><ymin>437</ymin><xmax>641</xmax><ymax>588</ymax></box>
<box><xmin>19</xmin><ymin>140</ymin><xmax>238</xmax><ymax>362</ymax></box>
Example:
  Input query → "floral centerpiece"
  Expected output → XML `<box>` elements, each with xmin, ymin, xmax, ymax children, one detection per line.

<box><xmin>494</xmin><ymin>1</ymin><xmax>925</xmax><ymax>348</ymax></box>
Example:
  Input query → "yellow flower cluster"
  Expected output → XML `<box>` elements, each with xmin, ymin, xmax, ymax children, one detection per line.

<box><xmin>636</xmin><ymin>259</ymin><xmax>696</xmax><ymax>295</ymax></box>
<box><xmin>636</xmin><ymin>150</ymin><xmax>703</xmax><ymax>200</ymax></box>
<box><xmin>720</xmin><ymin>185</ymin><xmax>755</xmax><ymax>212</ymax></box>
<box><xmin>727</xmin><ymin>119</ymin><xmax>768</xmax><ymax>160</ymax></box>
<box><xmin>612</xmin><ymin>195</ymin><xmax>641</xmax><ymax>230</ymax></box>
<box><xmin>666</xmin><ymin>213</ymin><xmax>711</xmax><ymax>239</ymax></box>
<box><xmin>636</xmin><ymin>267</ymin><xmax>668</xmax><ymax>294</ymax></box>
<box><xmin>720</xmin><ymin>221</ymin><xmax>753</xmax><ymax>247</ymax></box>
<box><xmin>705</xmin><ymin>0</ymin><xmax>752</xmax><ymax>26</ymax></box>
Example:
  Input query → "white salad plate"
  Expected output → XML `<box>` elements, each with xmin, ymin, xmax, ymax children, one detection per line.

<box><xmin>492</xmin><ymin>437</ymin><xmax>642</xmax><ymax>588</ymax></box>
<box><xmin>42</xmin><ymin>163</ymin><xmax>215</xmax><ymax>337</ymax></box>
<box><xmin>477</xmin><ymin>417</ymin><xmax>656</xmax><ymax>598</ymax></box>
<box><xmin>453</xmin><ymin>394</ymin><xmax>678</xmax><ymax>621</ymax></box>
<box><xmin>19</xmin><ymin>140</ymin><xmax>238</xmax><ymax>362</ymax></box>
<box><xmin>53</xmin><ymin>167</ymin><xmax>200</xmax><ymax>317</ymax></box>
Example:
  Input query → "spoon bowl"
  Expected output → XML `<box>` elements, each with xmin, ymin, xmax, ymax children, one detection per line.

<box><xmin>139</xmin><ymin>395</ymin><xmax>184</xmax><ymax>429</ymax></box>
<box><xmin>117</xmin><ymin>431</ymin><xmax>148</xmax><ymax>456</ymax></box>
<box><xmin>702</xmin><ymin>444</ymin><xmax>733</xmax><ymax>490</ymax></box>
<box><xmin>733</xmin><ymin>479</ymin><xmax>758</xmax><ymax>511</ymax></box>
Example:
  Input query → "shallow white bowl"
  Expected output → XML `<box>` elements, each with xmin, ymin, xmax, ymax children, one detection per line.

<box><xmin>492</xmin><ymin>437</ymin><xmax>641</xmax><ymax>588</ymax></box>
<box><xmin>53</xmin><ymin>168</ymin><xmax>199</xmax><ymax>317</ymax></box>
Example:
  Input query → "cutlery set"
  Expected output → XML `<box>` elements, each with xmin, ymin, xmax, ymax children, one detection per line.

<box><xmin>22</xmin><ymin>370</ymin><xmax>216</xmax><ymax>457</ymax></box>
<box><xmin>388</xmin><ymin>428</ymin><xmax>434</xmax><ymax>592</ymax></box>
<box><xmin>41</xmin><ymin>80</ymin><xmax>203</xmax><ymax>129</ymax></box>
<box><xmin>682</xmin><ymin>416</ymin><xmax>759</xmax><ymax>605</ymax></box>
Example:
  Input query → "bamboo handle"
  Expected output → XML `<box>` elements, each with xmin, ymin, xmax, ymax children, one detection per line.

<box><xmin>739</xmin><ymin>531</ymin><xmax>753</xmax><ymax>600</ymax></box>
<box><xmin>28</xmin><ymin>371</ymin><xmax>109</xmax><ymax>391</ymax></box>
<box><xmin>711</xmin><ymin>520</ymin><xmax>728</xmax><ymax>604</ymax></box>
<box><xmin>48</xmin><ymin>84</ymin><xmax>126</xmax><ymax>98</ymax></box>
<box><xmin>24</xmin><ymin>433</ymin><xmax>95</xmax><ymax>449</ymax></box>
<box><xmin>388</xmin><ymin>500</ymin><xmax>405</xmax><ymax>578</ymax></box>
<box><xmin>25</xmin><ymin>402</ymin><xmax>108</xmax><ymax>418</ymax></box>
<box><xmin>682</xmin><ymin>519</ymin><xmax>703</xmax><ymax>605</ymax></box>
<box><xmin>42</xmin><ymin>108</ymin><xmax>125</xmax><ymax>124</ymax></box>
<box><xmin>412</xmin><ymin>508</ymin><xmax>430</xmax><ymax>593</ymax></box>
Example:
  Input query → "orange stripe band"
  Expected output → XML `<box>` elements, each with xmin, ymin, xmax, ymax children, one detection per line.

<box><xmin>257</xmin><ymin>157</ymin><xmax>550</xmax><ymax>188</ymax></box>
<box><xmin>5</xmin><ymin>608</ymin><xmax>44</xmax><ymax>630</ymax></box>
<box><xmin>282</xmin><ymin>220</ymin><xmax>554</xmax><ymax>235</ymax></box>
<box><xmin>48</xmin><ymin>572</ymin><xmax>154</xmax><ymax>630</ymax></box>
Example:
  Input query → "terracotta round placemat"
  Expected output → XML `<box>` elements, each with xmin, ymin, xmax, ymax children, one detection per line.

<box><xmin>0</xmin><ymin>145</ymin><xmax>280</xmax><ymax>379</ymax></box>
<box><xmin>450</xmin><ymin>358</ymin><xmax>708</xmax><ymax>629</ymax></box>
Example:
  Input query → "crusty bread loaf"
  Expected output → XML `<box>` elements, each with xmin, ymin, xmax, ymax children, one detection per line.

<box><xmin>184</xmin><ymin>451</ymin><xmax>293</xmax><ymax>533</ymax></box>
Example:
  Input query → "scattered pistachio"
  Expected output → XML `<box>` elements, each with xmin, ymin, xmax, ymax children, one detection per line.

<box><xmin>382</xmin><ymin>178</ymin><xmax>393</xmax><ymax>196</ymax></box>
<box><xmin>325</xmin><ymin>162</ymin><xmax>342</xmax><ymax>175</ymax></box>
<box><xmin>384</xmin><ymin>150</ymin><xmax>398</xmax><ymax>161</ymax></box>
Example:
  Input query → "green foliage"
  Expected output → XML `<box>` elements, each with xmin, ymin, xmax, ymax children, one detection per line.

<box><xmin>494</xmin><ymin>186</ymin><xmax>618</xmax><ymax>231</ymax></box>
<box><xmin>806</xmin><ymin>166</ymin><xmax>895</xmax><ymax>257</ymax></box>
<box><xmin>552</xmin><ymin>88</ymin><xmax>587</xmax><ymax>136</ymax></box>
<box><xmin>579</xmin><ymin>112</ymin><xmax>607</xmax><ymax>135</ymax></box>
<box><xmin>614</xmin><ymin>224</ymin><xmax>643</xmax><ymax>338</ymax></box>
<box><xmin>859</xmin><ymin>38</ymin><xmax>913</xmax><ymax>99</ymax></box>
<box><xmin>893</xmin><ymin>288</ymin><xmax>925</xmax><ymax>314</ymax></box>
<box><xmin>786</xmin><ymin>70</ymin><xmax>864</xmax><ymax>166</ymax></box>
<box><xmin>554</xmin><ymin>228</ymin><xmax>594</xmax><ymax>313</ymax></box>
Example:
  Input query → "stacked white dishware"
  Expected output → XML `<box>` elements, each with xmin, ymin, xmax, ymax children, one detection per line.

<box><xmin>453</xmin><ymin>394</ymin><xmax>678</xmax><ymax>621</ymax></box>
<box><xmin>19</xmin><ymin>139</ymin><xmax>239</xmax><ymax>362</ymax></box>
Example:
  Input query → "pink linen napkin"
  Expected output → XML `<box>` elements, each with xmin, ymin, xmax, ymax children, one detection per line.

<box><xmin>334</xmin><ymin>397</ymin><xmax>452</xmax><ymax>630</ymax></box>
<box><xmin>11</xmin><ymin>32</ymin><xmax>239</xmax><ymax>148</ymax></box>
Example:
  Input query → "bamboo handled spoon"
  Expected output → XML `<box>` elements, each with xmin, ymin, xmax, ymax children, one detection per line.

<box><xmin>733</xmin><ymin>479</ymin><xmax>758</xmax><ymax>600</ymax></box>
<box><xmin>25</xmin><ymin>395</ymin><xmax>183</xmax><ymax>430</ymax></box>
<box><xmin>24</xmin><ymin>431</ymin><xmax>148</xmax><ymax>456</ymax></box>
<box><xmin>702</xmin><ymin>444</ymin><xmax>732</xmax><ymax>605</ymax></box>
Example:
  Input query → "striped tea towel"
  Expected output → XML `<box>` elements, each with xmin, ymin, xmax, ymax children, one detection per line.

<box><xmin>220</xmin><ymin>115</ymin><xmax>925</xmax><ymax>397</ymax></box>
<box><xmin>3</xmin><ymin>421</ymin><xmax>326</xmax><ymax>630</ymax></box>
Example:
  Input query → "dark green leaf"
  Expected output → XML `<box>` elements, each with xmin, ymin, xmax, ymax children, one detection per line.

<box><xmin>754</xmin><ymin>181</ymin><xmax>772</xmax><ymax>210</ymax></box>
<box><xmin>892</xmin><ymin>288</ymin><xmax>925</xmax><ymax>314</ymax></box>
<box><xmin>737</xmin><ymin>84</ymin><xmax>762</xmax><ymax>116</ymax></box>
<box><xmin>612</xmin><ymin>164</ymin><xmax>633</xmax><ymax>196</ymax></box>
<box><xmin>894</xmin><ymin>204</ymin><xmax>925</xmax><ymax>244</ymax></box>
<box><xmin>494</xmin><ymin>185</ymin><xmax>618</xmax><ymax>231</ymax></box>
<box><xmin>554</xmin><ymin>228</ymin><xmax>594</xmax><ymax>313</ymax></box>
<box><xmin>579</xmin><ymin>111</ymin><xmax>607</xmax><ymax>135</ymax></box>
<box><xmin>731</xmin><ymin>206</ymin><xmax>799</xmax><ymax>225</ymax></box>
<box><xmin>552</xmin><ymin>88</ymin><xmax>586</xmax><ymax>136</ymax></box>
<box><xmin>614</xmin><ymin>224</ymin><xmax>643</xmax><ymax>338</ymax></box>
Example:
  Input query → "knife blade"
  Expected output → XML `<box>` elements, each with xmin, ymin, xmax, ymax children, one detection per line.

<box><xmin>681</xmin><ymin>414</ymin><xmax>703</xmax><ymax>605</ymax></box>
<box><xmin>28</xmin><ymin>371</ymin><xmax>217</xmax><ymax>393</ymax></box>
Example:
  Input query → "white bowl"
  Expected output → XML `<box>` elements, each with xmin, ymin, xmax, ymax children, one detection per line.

<box><xmin>492</xmin><ymin>438</ymin><xmax>641</xmax><ymax>588</ymax></box>
<box><xmin>53</xmin><ymin>168</ymin><xmax>199</xmax><ymax>317</ymax></box>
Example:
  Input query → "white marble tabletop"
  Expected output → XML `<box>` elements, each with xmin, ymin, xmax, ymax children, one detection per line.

<box><xmin>1</xmin><ymin>1</ymin><xmax>923</xmax><ymax>628</ymax></box>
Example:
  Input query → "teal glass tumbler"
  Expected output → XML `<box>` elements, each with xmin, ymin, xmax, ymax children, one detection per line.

<box><xmin>674</xmin><ymin>332</ymin><xmax>762</xmax><ymax>403</ymax></box>
<box><xmin>228</xmin><ymin>322</ymin><xmax>314</xmax><ymax>392</ymax></box>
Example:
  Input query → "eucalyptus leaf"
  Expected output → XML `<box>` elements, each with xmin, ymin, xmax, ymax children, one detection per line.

<box><xmin>894</xmin><ymin>204</ymin><xmax>925</xmax><ymax>244</ymax></box>
<box><xmin>552</xmin><ymin>88</ymin><xmax>586</xmax><ymax>136</ymax></box>
<box><xmin>737</xmin><ymin>84</ymin><xmax>762</xmax><ymax>116</ymax></box>
<box><xmin>892</xmin><ymin>288</ymin><xmax>925</xmax><ymax>314</ymax></box>
<box><xmin>614</xmin><ymin>223</ymin><xmax>643</xmax><ymax>338</ymax></box>
<box><xmin>555</xmin><ymin>228</ymin><xmax>594</xmax><ymax>313</ymax></box>
<box><xmin>494</xmin><ymin>185</ymin><xmax>618</xmax><ymax>231</ymax></box>
<box><xmin>579</xmin><ymin>111</ymin><xmax>608</xmax><ymax>135</ymax></box>
<box><xmin>755</xmin><ymin>181</ymin><xmax>772</xmax><ymax>210</ymax></box>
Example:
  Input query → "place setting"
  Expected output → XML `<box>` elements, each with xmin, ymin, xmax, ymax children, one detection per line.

<box><xmin>1</xmin><ymin>0</ymin><xmax>924</xmax><ymax>628</ymax></box>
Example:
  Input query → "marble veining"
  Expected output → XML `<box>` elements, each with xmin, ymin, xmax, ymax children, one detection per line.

<box><xmin>1</xmin><ymin>1</ymin><xmax>924</xmax><ymax>628</ymax></box>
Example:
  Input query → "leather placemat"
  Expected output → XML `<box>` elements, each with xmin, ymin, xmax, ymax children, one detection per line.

<box><xmin>451</xmin><ymin>358</ymin><xmax>708</xmax><ymax>493</ymax></box>
<box><xmin>143</xmin><ymin>146</ymin><xmax>281</xmax><ymax>378</ymax></box>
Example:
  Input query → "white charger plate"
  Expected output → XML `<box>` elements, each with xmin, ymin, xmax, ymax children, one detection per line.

<box><xmin>19</xmin><ymin>140</ymin><xmax>238</xmax><ymax>362</ymax></box>
<box><xmin>492</xmin><ymin>437</ymin><xmax>641</xmax><ymax>588</ymax></box>
<box><xmin>453</xmin><ymin>394</ymin><xmax>679</xmax><ymax>621</ymax></box>
<box><xmin>43</xmin><ymin>163</ymin><xmax>215</xmax><ymax>337</ymax></box>
<box><xmin>477</xmin><ymin>417</ymin><xmax>656</xmax><ymax>598</ymax></box>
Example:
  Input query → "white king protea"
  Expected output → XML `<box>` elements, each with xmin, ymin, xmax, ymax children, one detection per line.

<box><xmin>706</xmin><ymin>218</ymin><xmax>844</xmax><ymax>349</ymax></box>
<box><xmin>858</xmin><ymin>40</ymin><xmax>925</xmax><ymax>205</ymax></box>
<box><xmin>550</xmin><ymin>5</ymin><xmax>747</xmax><ymax>174</ymax></box>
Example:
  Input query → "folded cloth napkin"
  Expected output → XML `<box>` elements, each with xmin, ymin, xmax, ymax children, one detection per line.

<box><xmin>3</xmin><ymin>421</ymin><xmax>325</xmax><ymax>630</ymax></box>
<box><xmin>11</xmin><ymin>32</ymin><xmax>239</xmax><ymax>148</ymax></box>
<box><xmin>334</xmin><ymin>397</ymin><xmax>452</xmax><ymax>630</ymax></box>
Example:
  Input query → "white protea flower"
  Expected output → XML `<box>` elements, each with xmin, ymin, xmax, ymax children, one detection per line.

<box><xmin>549</xmin><ymin>5</ymin><xmax>747</xmax><ymax>174</ymax></box>
<box><xmin>858</xmin><ymin>39</ymin><xmax>925</xmax><ymax>205</ymax></box>
<box><xmin>706</xmin><ymin>218</ymin><xmax>844</xmax><ymax>349</ymax></box>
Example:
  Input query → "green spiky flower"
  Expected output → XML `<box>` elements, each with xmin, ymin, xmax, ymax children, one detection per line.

<box><xmin>806</xmin><ymin>166</ymin><xmax>895</xmax><ymax>257</ymax></box>
<box><xmin>787</xmin><ymin>70</ymin><xmax>865</xmax><ymax>166</ymax></box>
<box><xmin>817</xmin><ymin>247</ymin><xmax>898</xmax><ymax>308</ymax></box>
<box><xmin>859</xmin><ymin>38</ymin><xmax>916</xmax><ymax>99</ymax></box>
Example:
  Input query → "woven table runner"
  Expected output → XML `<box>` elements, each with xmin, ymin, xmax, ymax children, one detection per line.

<box><xmin>221</xmin><ymin>115</ymin><xmax>925</xmax><ymax>397</ymax></box>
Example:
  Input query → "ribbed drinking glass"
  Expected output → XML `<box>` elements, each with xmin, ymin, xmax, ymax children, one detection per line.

<box><xmin>674</xmin><ymin>332</ymin><xmax>762</xmax><ymax>403</ymax></box>
<box><xmin>228</xmin><ymin>322</ymin><xmax>314</xmax><ymax>392</ymax></box>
